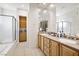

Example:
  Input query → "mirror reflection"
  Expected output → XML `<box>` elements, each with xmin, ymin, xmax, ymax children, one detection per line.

<box><xmin>39</xmin><ymin>3</ymin><xmax>79</xmax><ymax>40</ymax></box>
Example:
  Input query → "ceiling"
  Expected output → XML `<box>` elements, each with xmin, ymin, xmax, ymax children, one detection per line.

<box><xmin>0</xmin><ymin>3</ymin><xmax>79</xmax><ymax>16</ymax></box>
<box><xmin>55</xmin><ymin>3</ymin><xmax>79</xmax><ymax>16</ymax></box>
<box><xmin>30</xmin><ymin>3</ymin><xmax>79</xmax><ymax>16</ymax></box>
<box><xmin>0</xmin><ymin>3</ymin><xmax>29</xmax><ymax>11</ymax></box>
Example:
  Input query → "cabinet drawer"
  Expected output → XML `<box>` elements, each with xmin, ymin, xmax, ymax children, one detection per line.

<box><xmin>60</xmin><ymin>45</ymin><xmax>78</xmax><ymax>56</ymax></box>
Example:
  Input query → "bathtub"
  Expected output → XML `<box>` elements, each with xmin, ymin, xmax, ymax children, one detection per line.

<box><xmin>0</xmin><ymin>40</ymin><xmax>16</xmax><ymax>56</ymax></box>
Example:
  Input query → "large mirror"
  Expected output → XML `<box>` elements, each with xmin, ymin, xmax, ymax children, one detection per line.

<box><xmin>56</xmin><ymin>3</ymin><xmax>79</xmax><ymax>38</ymax></box>
<box><xmin>56</xmin><ymin>21</ymin><xmax>71</xmax><ymax>36</ymax></box>
<box><xmin>39</xmin><ymin>20</ymin><xmax>48</xmax><ymax>32</ymax></box>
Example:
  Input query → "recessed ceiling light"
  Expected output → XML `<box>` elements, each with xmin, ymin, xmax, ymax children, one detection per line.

<box><xmin>50</xmin><ymin>4</ymin><xmax>54</xmax><ymax>7</ymax></box>
<box><xmin>37</xmin><ymin>8</ymin><xmax>41</xmax><ymax>12</ymax></box>
<box><xmin>43</xmin><ymin>10</ymin><xmax>47</xmax><ymax>13</ymax></box>
<box><xmin>42</xmin><ymin>3</ymin><xmax>46</xmax><ymax>5</ymax></box>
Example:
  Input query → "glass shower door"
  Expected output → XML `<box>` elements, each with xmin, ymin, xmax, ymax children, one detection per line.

<box><xmin>0</xmin><ymin>15</ymin><xmax>16</xmax><ymax>43</ymax></box>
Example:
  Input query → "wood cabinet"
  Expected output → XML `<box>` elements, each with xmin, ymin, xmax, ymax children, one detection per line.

<box><xmin>60</xmin><ymin>45</ymin><xmax>78</xmax><ymax>56</ymax></box>
<box><xmin>43</xmin><ymin>37</ymin><xmax>50</xmax><ymax>56</ymax></box>
<box><xmin>38</xmin><ymin>34</ymin><xmax>44</xmax><ymax>51</ymax></box>
<box><xmin>38</xmin><ymin>33</ymin><xmax>79</xmax><ymax>56</ymax></box>
<box><xmin>40</xmin><ymin>35</ymin><xmax>44</xmax><ymax>51</ymax></box>
<box><xmin>38</xmin><ymin>34</ymin><xmax>41</xmax><ymax>48</ymax></box>
<box><xmin>50</xmin><ymin>40</ymin><xmax>59</xmax><ymax>56</ymax></box>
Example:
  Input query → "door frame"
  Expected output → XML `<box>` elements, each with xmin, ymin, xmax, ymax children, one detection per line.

<box><xmin>19</xmin><ymin>16</ymin><xmax>27</xmax><ymax>42</ymax></box>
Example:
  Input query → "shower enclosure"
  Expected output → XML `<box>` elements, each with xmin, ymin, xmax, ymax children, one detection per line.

<box><xmin>0</xmin><ymin>15</ymin><xmax>16</xmax><ymax>43</ymax></box>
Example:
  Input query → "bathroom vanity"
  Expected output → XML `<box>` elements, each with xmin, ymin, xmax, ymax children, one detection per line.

<box><xmin>38</xmin><ymin>32</ymin><xmax>79</xmax><ymax>56</ymax></box>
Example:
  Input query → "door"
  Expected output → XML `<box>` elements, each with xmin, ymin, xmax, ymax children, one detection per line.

<box><xmin>38</xmin><ymin>34</ymin><xmax>41</xmax><ymax>48</ymax></box>
<box><xmin>50</xmin><ymin>40</ymin><xmax>59</xmax><ymax>56</ymax></box>
<box><xmin>40</xmin><ymin>36</ymin><xmax>44</xmax><ymax>51</ymax></box>
<box><xmin>60</xmin><ymin>45</ymin><xmax>78</xmax><ymax>56</ymax></box>
<box><xmin>19</xmin><ymin>16</ymin><xmax>27</xmax><ymax>42</ymax></box>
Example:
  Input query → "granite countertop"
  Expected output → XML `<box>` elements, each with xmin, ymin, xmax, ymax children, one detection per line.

<box><xmin>40</xmin><ymin>33</ymin><xmax>79</xmax><ymax>51</ymax></box>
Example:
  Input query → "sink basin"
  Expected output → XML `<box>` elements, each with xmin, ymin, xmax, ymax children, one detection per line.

<box><xmin>59</xmin><ymin>38</ymin><xmax>79</xmax><ymax>44</ymax></box>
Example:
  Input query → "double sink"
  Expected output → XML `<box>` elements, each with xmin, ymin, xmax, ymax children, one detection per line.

<box><xmin>42</xmin><ymin>33</ymin><xmax>79</xmax><ymax>45</ymax></box>
<box><xmin>59</xmin><ymin>38</ymin><xmax>79</xmax><ymax>45</ymax></box>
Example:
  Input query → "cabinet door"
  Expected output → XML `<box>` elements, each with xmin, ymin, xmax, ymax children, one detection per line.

<box><xmin>43</xmin><ymin>37</ymin><xmax>49</xmax><ymax>48</ymax></box>
<box><xmin>60</xmin><ymin>45</ymin><xmax>78</xmax><ymax>56</ymax></box>
<box><xmin>50</xmin><ymin>40</ymin><xmax>59</xmax><ymax>56</ymax></box>
<box><xmin>43</xmin><ymin>37</ymin><xmax>50</xmax><ymax>56</ymax></box>
<box><xmin>38</xmin><ymin>34</ymin><xmax>41</xmax><ymax>48</ymax></box>
<box><xmin>40</xmin><ymin>36</ymin><xmax>44</xmax><ymax>51</ymax></box>
<box><xmin>44</xmin><ymin>46</ymin><xmax>49</xmax><ymax>56</ymax></box>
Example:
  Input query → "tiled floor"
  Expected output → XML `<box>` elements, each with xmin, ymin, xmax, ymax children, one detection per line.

<box><xmin>6</xmin><ymin>42</ymin><xmax>44</xmax><ymax>56</ymax></box>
